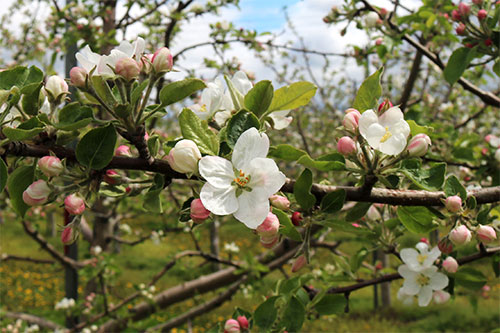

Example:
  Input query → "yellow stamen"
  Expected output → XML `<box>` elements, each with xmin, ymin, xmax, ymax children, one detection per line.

<box><xmin>200</xmin><ymin>104</ymin><xmax>207</xmax><ymax>112</ymax></box>
<box><xmin>380</xmin><ymin>126</ymin><xmax>392</xmax><ymax>143</ymax></box>
<box><xmin>417</xmin><ymin>254</ymin><xmax>428</xmax><ymax>264</ymax></box>
<box><xmin>417</xmin><ymin>274</ymin><xmax>430</xmax><ymax>286</ymax></box>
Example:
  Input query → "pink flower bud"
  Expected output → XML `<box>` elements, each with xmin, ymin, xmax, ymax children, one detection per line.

<box><xmin>115</xmin><ymin>57</ymin><xmax>141</xmax><ymax>81</ymax></box>
<box><xmin>451</xmin><ymin>9</ymin><xmax>462</xmax><ymax>21</ymax></box>
<box><xmin>420</xmin><ymin>237</ymin><xmax>429</xmax><ymax>245</ymax></box>
<box><xmin>442</xmin><ymin>256</ymin><xmax>459</xmax><ymax>273</ymax></box>
<box><xmin>484</xmin><ymin>39</ymin><xmax>492</xmax><ymax>46</ymax></box>
<box><xmin>477</xmin><ymin>225</ymin><xmax>497</xmax><ymax>243</ymax></box>
<box><xmin>237</xmin><ymin>316</ymin><xmax>249</xmax><ymax>330</ymax></box>
<box><xmin>224</xmin><ymin>319</ymin><xmax>240</xmax><ymax>333</ymax></box>
<box><xmin>115</xmin><ymin>145</ymin><xmax>132</xmax><ymax>157</ymax></box>
<box><xmin>38</xmin><ymin>156</ymin><xmax>63</xmax><ymax>177</ymax></box>
<box><xmin>64</xmin><ymin>194</ymin><xmax>85</xmax><ymax>215</ymax></box>
<box><xmin>152</xmin><ymin>47</ymin><xmax>173</xmax><ymax>73</ymax></box>
<box><xmin>190</xmin><ymin>199</ymin><xmax>210</xmax><ymax>223</ymax></box>
<box><xmin>378</xmin><ymin>100</ymin><xmax>393</xmax><ymax>113</ymax></box>
<box><xmin>375</xmin><ymin>37</ymin><xmax>383</xmax><ymax>45</ymax></box>
<box><xmin>458</xmin><ymin>2</ymin><xmax>470</xmax><ymax>16</ymax></box>
<box><xmin>477</xmin><ymin>9</ymin><xmax>487</xmax><ymax>20</ymax></box>
<box><xmin>141</xmin><ymin>54</ymin><xmax>154</xmax><ymax>74</ymax></box>
<box><xmin>256</xmin><ymin>212</ymin><xmax>280</xmax><ymax>238</ymax></box>
<box><xmin>45</xmin><ymin>75</ymin><xmax>68</xmax><ymax>100</ymax></box>
<box><xmin>103</xmin><ymin>169</ymin><xmax>120</xmax><ymax>185</ymax></box>
<box><xmin>291</xmin><ymin>211</ymin><xmax>302</xmax><ymax>226</ymax></box>
<box><xmin>69</xmin><ymin>67</ymin><xmax>87</xmax><ymax>88</ymax></box>
<box><xmin>337</xmin><ymin>136</ymin><xmax>356</xmax><ymax>156</ymax></box>
<box><xmin>449</xmin><ymin>225</ymin><xmax>472</xmax><ymax>245</ymax></box>
<box><xmin>433</xmin><ymin>290</ymin><xmax>450</xmax><ymax>304</ymax></box>
<box><xmin>342</xmin><ymin>109</ymin><xmax>361</xmax><ymax>132</ymax></box>
<box><xmin>351</xmin><ymin>223</ymin><xmax>361</xmax><ymax>228</ymax></box>
<box><xmin>260</xmin><ymin>234</ymin><xmax>279</xmax><ymax>248</ymax></box>
<box><xmin>407</xmin><ymin>133</ymin><xmax>431</xmax><ymax>157</ymax></box>
<box><xmin>61</xmin><ymin>227</ymin><xmax>73</xmax><ymax>245</ymax></box>
<box><xmin>292</xmin><ymin>254</ymin><xmax>307</xmax><ymax>273</ymax></box>
<box><xmin>270</xmin><ymin>194</ymin><xmax>290</xmax><ymax>210</ymax></box>
<box><xmin>456</xmin><ymin>23</ymin><xmax>466</xmax><ymax>35</ymax></box>
<box><xmin>166</xmin><ymin>140</ymin><xmax>201</xmax><ymax>174</ymax></box>
<box><xmin>379</xmin><ymin>8</ymin><xmax>388</xmax><ymax>16</ymax></box>
<box><xmin>23</xmin><ymin>180</ymin><xmax>51</xmax><ymax>206</ymax></box>
<box><xmin>445</xmin><ymin>195</ymin><xmax>462</xmax><ymax>213</ymax></box>
<box><xmin>438</xmin><ymin>238</ymin><xmax>454</xmax><ymax>254</ymax></box>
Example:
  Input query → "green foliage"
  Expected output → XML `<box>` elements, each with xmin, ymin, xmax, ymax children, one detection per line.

<box><xmin>91</xmin><ymin>75</ymin><xmax>117</xmax><ymax>106</ymax></box>
<box><xmin>455</xmin><ymin>267</ymin><xmax>487</xmax><ymax>290</ymax></box>
<box><xmin>75</xmin><ymin>123</ymin><xmax>117</xmax><ymax>170</ymax></box>
<box><xmin>6</xmin><ymin>165</ymin><xmax>35</xmax><ymax>217</ymax></box>
<box><xmin>143</xmin><ymin>174</ymin><xmax>165</xmax><ymax>213</ymax></box>
<box><xmin>225</xmin><ymin>110</ymin><xmax>260</xmax><ymax>148</ymax></box>
<box><xmin>407</xmin><ymin>120</ymin><xmax>433</xmax><ymax>136</ymax></box>
<box><xmin>297</xmin><ymin>153</ymin><xmax>345</xmax><ymax>171</ymax></box>
<box><xmin>268</xmin><ymin>144</ymin><xmax>307</xmax><ymax>161</ymax></box>
<box><xmin>268</xmin><ymin>81</ymin><xmax>317</xmax><ymax>111</ymax></box>
<box><xmin>345</xmin><ymin>202</ymin><xmax>372</xmax><ymax>222</ymax></box>
<box><xmin>353</xmin><ymin>67</ymin><xmax>383</xmax><ymax>111</ymax></box>
<box><xmin>178</xmin><ymin>108</ymin><xmax>219</xmax><ymax>155</ymax></box>
<box><xmin>397</xmin><ymin>206</ymin><xmax>437</xmax><ymax>234</ymax></box>
<box><xmin>273</xmin><ymin>207</ymin><xmax>302</xmax><ymax>242</ymax></box>
<box><xmin>244</xmin><ymin>80</ymin><xmax>273</xmax><ymax>117</ymax></box>
<box><xmin>314</xmin><ymin>294</ymin><xmax>346</xmax><ymax>315</ymax></box>
<box><xmin>444</xmin><ymin>175</ymin><xmax>467</xmax><ymax>200</ymax></box>
<box><xmin>320</xmin><ymin>189</ymin><xmax>346</xmax><ymax>213</ymax></box>
<box><xmin>56</xmin><ymin>103</ymin><xmax>93</xmax><ymax>131</ymax></box>
<box><xmin>0</xmin><ymin>158</ymin><xmax>6</xmax><ymax>193</ymax></box>
<box><xmin>282</xmin><ymin>296</ymin><xmax>305</xmax><ymax>331</ymax></box>
<box><xmin>293</xmin><ymin>168</ymin><xmax>316</xmax><ymax>211</ymax></box>
<box><xmin>2</xmin><ymin>117</ymin><xmax>45</xmax><ymax>140</ymax></box>
<box><xmin>401</xmin><ymin>159</ymin><xmax>446</xmax><ymax>191</ymax></box>
<box><xmin>444</xmin><ymin>47</ymin><xmax>477</xmax><ymax>85</ymax></box>
<box><xmin>159</xmin><ymin>78</ymin><xmax>206</xmax><ymax>107</ymax></box>
<box><xmin>254</xmin><ymin>296</ymin><xmax>279</xmax><ymax>330</ymax></box>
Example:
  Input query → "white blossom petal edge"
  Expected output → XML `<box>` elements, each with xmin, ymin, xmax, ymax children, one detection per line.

<box><xmin>199</xmin><ymin>128</ymin><xmax>286</xmax><ymax>229</ymax></box>
<box><xmin>400</xmin><ymin>242</ymin><xmax>441</xmax><ymax>272</ymax></box>
<box><xmin>398</xmin><ymin>265</ymin><xmax>448</xmax><ymax>307</ymax></box>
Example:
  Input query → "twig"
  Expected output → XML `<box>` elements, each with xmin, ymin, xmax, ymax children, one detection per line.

<box><xmin>109</xmin><ymin>234</ymin><xmax>151</xmax><ymax>246</ymax></box>
<box><xmin>0</xmin><ymin>254</ymin><xmax>55</xmax><ymax>265</ymax></box>
<box><xmin>1</xmin><ymin>311</ymin><xmax>66</xmax><ymax>331</ymax></box>
<box><xmin>99</xmin><ymin>272</ymin><xmax>109</xmax><ymax>315</ymax></box>
<box><xmin>454</xmin><ymin>104</ymin><xmax>489</xmax><ymax>129</ymax></box>
<box><xmin>398</xmin><ymin>49</ymin><xmax>424</xmax><ymax>112</ymax></box>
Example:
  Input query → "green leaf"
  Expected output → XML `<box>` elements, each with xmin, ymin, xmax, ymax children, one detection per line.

<box><xmin>401</xmin><ymin>159</ymin><xmax>446</xmax><ymax>191</ymax></box>
<box><xmin>345</xmin><ymin>202</ymin><xmax>372</xmax><ymax>221</ymax></box>
<box><xmin>407</xmin><ymin>120</ymin><xmax>433</xmax><ymax>136</ymax></box>
<box><xmin>24</xmin><ymin>66</ymin><xmax>44</xmax><ymax>86</ymax></box>
<box><xmin>226</xmin><ymin>110</ymin><xmax>260</xmax><ymax>148</ymax></box>
<box><xmin>273</xmin><ymin>207</ymin><xmax>302</xmax><ymax>242</ymax></box>
<box><xmin>350</xmin><ymin>247</ymin><xmax>369</xmax><ymax>273</ymax></box>
<box><xmin>282</xmin><ymin>296</ymin><xmax>305</xmax><ymax>332</ymax></box>
<box><xmin>397</xmin><ymin>206</ymin><xmax>436</xmax><ymax>233</ymax></box>
<box><xmin>314</xmin><ymin>294</ymin><xmax>346</xmax><ymax>316</ymax></box>
<box><xmin>131</xmin><ymin>79</ymin><xmax>149</xmax><ymax>107</ymax></box>
<box><xmin>320</xmin><ymin>189</ymin><xmax>346</xmax><ymax>213</ymax></box>
<box><xmin>353</xmin><ymin>67</ymin><xmax>384</xmax><ymax>111</ymax></box>
<box><xmin>444</xmin><ymin>47</ymin><xmax>476</xmax><ymax>85</ymax></box>
<box><xmin>0</xmin><ymin>158</ymin><xmax>7</xmax><ymax>193</ymax></box>
<box><xmin>493</xmin><ymin>60</ymin><xmax>500</xmax><ymax>77</ymax></box>
<box><xmin>159</xmin><ymin>78</ymin><xmax>206</xmax><ymax>107</ymax></box>
<box><xmin>2</xmin><ymin>117</ymin><xmax>44</xmax><ymax>140</ymax></box>
<box><xmin>297</xmin><ymin>153</ymin><xmax>345</xmax><ymax>172</ymax></box>
<box><xmin>91</xmin><ymin>75</ymin><xmax>117</xmax><ymax>106</ymax></box>
<box><xmin>268</xmin><ymin>81</ymin><xmax>317</xmax><ymax>111</ymax></box>
<box><xmin>444</xmin><ymin>175</ymin><xmax>467</xmax><ymax>200</ymax></box>
<box><xmin>143</xmin><ymin>174</ymin><xmax>164</xmax><ymax>213</ymax></box>
<box><xmin>21</xmin><ymin>82</ymin><xmax>43</xmax><ymax>116</ymax></box>
<box><xmin>455</xmin><ymin>267</ymin><xmax>487</xmax><ymax>290</ymax></box>
<box><xmin>254</xmin><ymin>296</ymin><xmax>279</xmax><ymax>330</ymax></box>
<box><xmin>7</xmin><ymin>165</ymin><xmax>35</xmax><ymax>217</ymax></box>
<box><xmin>244</xmin><ymin>80</ymin><xmax>273</xmax><ymax>117</ymax></box>
<box><xmin>76</xmin><ymin>123</ymin><xmax>117</xmax><ymax>170</ymax></box>
<box><xmin>268</xmin><ymin>144</ymin><xmax>306</xmax><ymax>162</ymax></box>
<box><xmin>294</xmin><ymin>168</ymin><xmax>316</xmax><ymax>211</ymax></box>
<box><xmin>178</xmin><ymin>108</ymin><xmax>219</xmax><ymax>155</ymax></box>
<box><xmin>0</xmin><ymin>66</ymin><xmax>29</xmax><ymax>90</ymax></box>
<box><xmin>56</xmin><ymin>103</ymin><xmax>93</xmax><ymax>131</ymax></box>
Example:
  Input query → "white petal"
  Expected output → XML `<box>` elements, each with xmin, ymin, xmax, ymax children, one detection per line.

<box><xmin>429</xmin><ymin>272</ymin><xmax>449</xmax><ymax>290</ymax></box>
<box><xmin>246</xmin><ymin>157</ymin><xmax>286</xmax><ymax>198</ymax></box>
<box><xmin>379</xmin><ymin>132</ymin><xmax>407</xmax><ymax>155</ymax></box>
<box><xmin>398</xmin><ymin>264</ymin><xmax>417</xmax><ymax>279</ymax></box>
<box><xmin>423</xmin><ymin>247</ymin><xmax>441</xmax><ymax>268</ymax></box>
<box><xmin>97</xmin><ymin>55</ymin><xmax>114</xmax><ymax>75</ymax></box>
<box><xmin>418</xmin><ymin>286</ymin><xmax>433</xmax><ymax>306</ymax></box>
<box><xmin>233</xmin><ymin>192</ymin><xmax>269</xmax><ymax>229</ymax></box>
<box><xmin>200</xmin><ymin>183</ymin><xmax>238</xmax><ymax>215</ymax></box>
<box><xmin>400</xmin><ymin>249</ymin><xmax>419</xmax><ymax>270</ymax></box>
<box><xmin>232</xmin><ymin>128</ymin><xmax>269</xmax><ymax>170</ymax></box>
<box><xmin>415</xmin><ymin>242</ymin><xmax>429</xmax><ymax>254</ymax></box>
<box><xmin>231</xmin><ymin>71</ymin><xmax>253</xmax><ymax>95</ymax></box>
<box><xmin>269</xmin><ymin>110</ymin><xmax>292</xmax><ymax>130</ymax></box>
<box><xmin>379</xmin><ymin>106</ymin><xmax>404</xmax><ymax>127</ymax></box>
<box><xmin>422</xmin><ymin>265</ymin><xmax>438</xmax><ymax>275</ymax></box>
<box><xmin>358</xmin><ymin>109</ymin><xmax>378</xmax><ymax>138</ymax></box>
<box><xmin>214</xmin><ymin>110</ymin><xmax>231</xmax><ymax>126</ymax></box>
<box><xmin>133</xmin><ymin>37</ymin><xmax>145</xmax><ymax>59</ymax></box>
<box><xmin>365</xmin><ymin>123</ymin><xmax>386</xmax><ymax>150</ymax></box>
<box><xmin>401</xmin><ymin>278</ymin><xmax>420</xmax><ymax>296</ymax></box>
<box><xmin>116</xmin><ymin>40</ymin><xmax>134</xmax><ymax>57</ymax></box>
<box><xmin>388</xmin><ymin>119</ymin><xmax>411</xmax><ymax>139</ymax></box>
<box><xmin>199</xmin><ymin>156</ymin><xmax>235</xmax><ymax>188</ymax></box>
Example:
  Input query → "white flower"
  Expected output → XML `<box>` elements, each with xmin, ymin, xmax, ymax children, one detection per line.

<box><xmin>190</xmin><ymin>79</ymin><xmax>227</xmax><ymax>121</ymax></box>
<box><xmin>398</xmin><ymin>265</ymin><xmax>448</xmax><ymax>306</ymax></box>
<box><xmin>55</xmin><ymin>297</ymin><xmax>76</xmax><ymax>310</ymax></box>
<box><xmin>364</xmin><ymin>12</ymin><xmax>379</xmax><ymax>28</ymax></box>
<box><xmin>359</xmin><ymin>107</ymin><xmax>410</xmax><ymax>155</ymax></box>
<box><xmin>92</xmin><ymin>245</ymin><xmax>102</xmax><ymax>255</ymax></box>
<box><xmin>269</xmin><ymin>110</ymin><xmax>293</xmax><ymax>130</ymax></box>
<box><xmin>400</xmin><ymin>242</ymin><xmax>441</xmax><ymax>272</ymax></box>
<box><xmin>199</xmin><ymin>128</ymin><xmax>286</xmax><ymax>228</ymax></box>
<box><xmin>224</xmin><ymin>242</ymin><xmax>240</xmax><ymax>253</ymax></box>
<box><xmin>119</xmin><ymin>223</ymin><xmax>132</xmax><ymax>235</ymax></box>
<box><xmin>397</xmin><ymin>287</ymin><xmax>414</xmax><ymax>305</ymax></box>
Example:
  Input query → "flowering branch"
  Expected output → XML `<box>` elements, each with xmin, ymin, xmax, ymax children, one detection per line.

<box><xmin>0</xmin><ymin>254</ymin><xmax>55</xmax><ymax>265</ymax></box>
<box><xmin>0</xmin><ymin>311</ymin><xmax>65</xmax><ymax>331</ymax></box>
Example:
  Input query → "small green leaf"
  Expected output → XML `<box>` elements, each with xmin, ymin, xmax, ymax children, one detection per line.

<box><xmin>131</xmin><ymin>79</ymin><xmax>149</xmax><ymax>107</ymax></box>
<box><xmin>143</xmin><ymin>174</ymin><xmax>164</xmax><ymax>213</ymax></box>
<box><xmin>314</xmin><ymin>294</ymin><xmax>346</xmax><ymax>315</ymax></box>
<box><xmin>91</xmin><ymin>75</ymin><xmax>117</xmax><ymax>106</ymax></box>
<box><xmin>268</xmin><ymin>144</ymin><xmax>307</xmax><ymax>162</ymax></box>
<box><xmin>226</xmin><ymin>110</ymin><xmax>260</xmax><ymax>148</ymax></box>
<box><xmin>7</xmin><ymin>165</ymin><xmax>35</xmax><ymax>217</ymax></box>
<box><xmin>294</xmin><ymin>168</ymin><xmax>316</xmax><ymax>211</ymax></box>
<box><xmin>350</xmin><ymin>247</ymin><xmax>369</xmax><ymax>273</ymax></box>
<box><xmin>56</xmin><ymin>103</ymin><xmax>93</xmax><ymax>131</ymax></box>
<box><xmin>244</xmin><ymin>80</ymin><xmax>273</xmax><ymax>117</ymax></box>
<box><xmin>444</xmin><ymin>175</ymin><xmax>467</xmax><ymax>200</ymax></box>
<box><xmin>21</xmin><ymin>82</ymin><xmax>43</xmax><ymax>116</ymax></box>
<box><xmin>178</xmin><ymin>108</ymin><xmax>219</xmax><ymax>155</ymax></box>
<box><xmin>320</xmin><ymin>189</ymin><xmax>346</xmax><ymax>213</ymax></box>
<box><xmin>407</xmin><ymin>120</ymin><xmax>433</xmax><ymax>136</ymax></box>
<box><xmin>455</xmin><ymin>267</ymin><xmax>487</xmax><ymax>290</ymax></box>
<box><xmin>273</xmin><ymin>208</ymin><xmax>302</xmax><ymax>242</ymax></box>
<box><xmin>492</xmin><ymin>253</ymin><xmax>500</xmax><ymax>277</ymax></box>
<box><xmin>297</xmin><ymin>153</ymin><xmax>345</xmax><ymax>172</ymax></box>
<box><xmin>0</xmin><ymin>158</ymin><xmax>7</xmax><ymax>193</ymax></box>
<box><xmin>76</xmin><ymin>123</ymin><xmax>117</xmax><ymax>170</ymax></box>
<box><xmin>444</xmin><ymin>47</ymin><xmax>476</xmax><ymax>85</ymax></box>
<box><xmin>0</xmin><ymin>66</ymin><xmax>29</xmax><ymax>90</ymax></box>
<box><xmin>345</xmin><ymin>202</ymin><xmax>372</xmax><ymax>222</ymax></box>
<box><xmin>159</xmin><ymin>78</ymin><xmax>206</xmax><ymax>107</ymax></box>
<box><xmin>268</xmin><ymin>81</ymin><xmax>317</xmax><ymax>111</ymax></box>
<box><xmin>493</xmin><ymin>60</ymin><xmax>500</xmax><ymax>77</ymax></box>
<box><xmin>254</xmin><ymin>296</ymin><xmax>279</xmax><ymax>330</ymax></box>
<box><xmin>353</xmin><ymin>67</ymin><xmax>384</xmax><ymax>111</ymax></box>
<box><xmin>2</xmin><ymin>117</ymin><xmax>44</xmax><ymax>140</ymax></box>
<box><xmin>397</xmin><ymin>206</ymin><xmax>436</xmax><ymax>234</ymax></box>
<box><xmin>282</xmin><ymin>296</ymin><xmax>305</xmax><ymax>332</ymax></box>
<box><xmin>401</xmin><ymin>159</ymin><xmax>446</xmax><ymax>191</ymax></box>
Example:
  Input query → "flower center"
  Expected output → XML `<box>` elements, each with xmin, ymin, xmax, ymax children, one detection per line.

<box><xmin>417</xmin><ymin>254</ymin><xmax>428</xmax><ymax>264</ymax></box>
<box><xmin>232</xmin><ymin>169</ymin><xmax>253</xmax><ymax>197</ymax></box>
<box><xmin>380</xmin><ymin>126</ymin><xmax>392</xmax><ymax>143</ymax></box>
<box><xmin>417</xmin><ymin>274</ymin><xmax>430</xmax><ymax>286</ymax></box>
<box><xmin>199</xmin><ymin>104</ymin><xmax>208</xmax><ymax>112</ymax></box>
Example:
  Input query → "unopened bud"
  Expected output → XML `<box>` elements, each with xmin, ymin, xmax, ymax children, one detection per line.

<box><xmin>115</xmin><ymin>58</ymin><xmax>141</xmax><ymax>81</ymax></box>
<box><xmin>476</xmin><ymin>225</ymin><xmax>497</xmax><ymax>243</ymax></box>
<box><xmin>337</xmin><ymin>136</ymin><xmax>356</xmax><ymax>156</ymax></box>
<box><xmin>472</xmin><ymin>0</ymin><xmax>483</xmax><ymax>4</ymax></box>
<box><xmin>442</xmin><ymin>256</ymin><xmax>458</xmax><ymax>273</ymax></box>
<box><xmin>477</xmin><ymin>9</ymin><xmax>487</xmax><ymax>20</ymax></box>
<box><xmin>260</xmin><ymin>234</ymin><xmax>279</xmax><ymax>248</ymax></box>
<box><xmin>115</xmin><ymin>145</ymin><xmax>132</xmax><ymax>157</ymax></box>
<box><xmin>445</xmin><ymin>195</ymin><xmax>462</xmax><ymax>213</ymax></box>
<box><xmin>103</xmin><ymin>169</ymin><xmax>120</xmax><ymax>185</ymax></box>
<box><xmin>484</xmin><ymin>39</ymin><xmax>493</xmax><ymax>47</ymax></box>
<box><xmin>438</xmin><ymin>238</ymin><xmax>454</xmax><ymax>254</ymax></box>
<box><xmin>342</xmin><ymin>109</ymin><xmax>361</xmax><ymax>132</ymax></box>
<box><xmin>378</xmin><ymin>99</ymin><xmax>393</xmax><ymax>113</ymax></box>
<box><xmin>449</xmin><ymin>225</ymin><xmax>472</xmax><ymax>245</ymax></box>
<box><xmin>456</xmin><ymin>23</ymin><xmax>466</xmax><ymax>35</ymax></box>
<box><xmin>270</xmin><ymin>194</ymin><xmax>290</xmax><ymax>210</ymax></box>
<box><xmin>364</xmin><ymin>12</ymin><xmax>379</xmax><ymax>28</ymax></box>
<box><xmin>407</xmin><ymin>134</ymin><xmax>432</xmax><ymax>157</ymax></box>
<box><xmin>451</xmin><ymin>9</ymin><xmax>461</xmax><ymax>21</ymax></box>
<box><xmin>237</xmin><ymin>316</ymin><xmax>249</xmax><ymax>330</ymax></box>
<box><xmin>433</xmin><ymin>290</ymin><xmax>450</xmax><ymax>304</ymax></box>
<box><xmin>152</xmin><ymin>47</ymin><xmax>173</xmax><ymax>73</ymax></box>
<box><xmin>379</xmin><ymin>8</ymin><xmax>388</xmax><ymax>16</ymax></box>
<box><xmin>61</xmin><ymin>227</ymin><xmax>73</xmax><ymax>245</ymax></box>
<box><xmin>291</xmin><ymin>211</ymin><xmax>302</xmax><ymax>226</ymax></box>
<box><xmin>292</xmin><ymin>254</ymin><xmax>307</xmax><ymax>273</ymax></box>
<box><xmin>45</xmin><ymin>75</ymin><xmax>68</xmax><ymax>101</ymax></box>
<box><xmin>23</xmin><ymin>180</ymin><xmax>51</xmax><ymax>206</ymax></box>
<box><xmin>64</xmin><ymin>194</ymin><xmax>85</xmax><ymax>215</ymax></box>
<box><xmin>69</xmin><ymin>67</ymin><xmax>87</xmax><ymax>88</ymax></box>
<box><xmin>458</xmin><ymin>2</ymin><xmax>470</xmax><ymax>16</ymax></box>
<box><xmin>190</xmin><ymin>198</ymin><xmax>210</xmax><ymax>223</ymax></box>
<box><xmin>375</xmin><ymin>37</ymin><xmax>383</xmax><ymax>45</ymax></box>
<box><xmin>38</xmin><ymin>156</ymin><xmax>63</xmax><ymax>177</ymax></box>
<box><xmin>166</xmin><ymin>140</ymin><xmax>201</xmax><ymax>174</ymax></box>
<box><xmin>224</xmin><ymin>319</ymin><xmax>240</xmax><ymax>333</ymax></box>
<box><xmin>256</xmin><ymin>212</ymin><xmax>280</xmax><ymax>238</ymax></box>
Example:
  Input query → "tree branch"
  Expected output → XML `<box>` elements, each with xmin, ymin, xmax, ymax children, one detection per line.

<box><xmin>0</xmin><ymin>254</ymin><xmax>55</xmax><ymax>265</ymax></box>
<box><xmin>1</xmin><ymin>311</ymin><xmax>66</xmax><ymax>331</ymax></box>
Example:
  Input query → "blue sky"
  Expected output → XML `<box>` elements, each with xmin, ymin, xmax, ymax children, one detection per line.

<box><xmin>236</xmin><ymin>0</ymin><xmax>301</xmax><ymax>31</ymax></box>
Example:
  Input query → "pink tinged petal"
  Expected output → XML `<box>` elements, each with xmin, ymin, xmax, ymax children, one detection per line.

<box><xmin>378</xmin><ymin>106</ymin><xmax>404</xmax><ymax>127</ymax></box>
<box><xmin>200</xmin><ymin>183</ymin><xmax>238</xmax><ymax>215</ymax></box>
<box><xmin>358</xmin><ymin>109</ymin><xmax>378</xmax><ymax>138</ymax></box>
<box><xmin>233</xmin><ymin>192</ymin><xmax>270</xmax><ymax>229</ymax></box>
<box><xmin>400</xmin><ymin>249</ymin><xmax>419</xmax><ymax>270</ymax></box>
<box><xmin>365</xmin><ymin>123</ymin><xmax>386</xmax><ymax>149</ymax></box>
<box><xmin>379</xmin><ymin>132</ymin><xmax>407</xmax><ymax>155</ymax></box>
<box><xmin>418</xmin><ymin>286</ymin><xmax>433</xmax><ymax>306</ymax></box>
<box><xmin>199</xmin><ymin>156</ymin><xmax>234</xmax><ymax>188</ymax></box>
<box><xmin>246</xmin><ymin>157</ymin><xmax>286</xmax><ymax>198</ymax></box>
<box><xmin>269</xmin><ymin>110</ymin><xmax>292</xmax><ymax>130</ymax></box>
<box><xmin>232</xmin><ymin>128</ymin><xmax>269</xmax><ymax>170</ymax></box>
<box><xmin>429</xmin><ymin>272</ymin><xmax>449</xmax><ymax>290</ymax></box>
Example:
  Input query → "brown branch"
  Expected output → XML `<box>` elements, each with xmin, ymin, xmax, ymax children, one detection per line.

<box><xmin>1</xmin><ymin>311</ymin><xmax>66</xmax><ymax>331</ymax></box>
<box><xmin>454</xmin><ymin>104</ymin><xmax>489</xmax><ymax>129</ymax></box>
<box><xmin>109</xmin><ymin>234</ymin><xmax>151</xmax><ymax>246</ymax></box>
<box><xmin>398</xmin><ymin>49</ymin><xmax>423</xmax><ymax>112</ymax></box>
<box><xmin>0</xmin><ymin>254</ymin><xmax>55</xmax><ymax>265</ymax></box>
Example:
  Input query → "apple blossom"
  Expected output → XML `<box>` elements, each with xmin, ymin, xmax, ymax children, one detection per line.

<box><xmin>449</xmin><ymin>225</ymin><xmax>472</xmax><ymax>245</ymax></box>
<box><xmin>224</xmin><ymin>319</ymin><xmax>240</xmax><ymax>333</ymax></box>
<box><xmin>407</xmin><ymin>134</ymin><xmax>432</xmax><ymax>157</ymax></box>
<box><xmin>260</xmin><ymin>234</ymin><xmax>279</xmax><ymax>248</ymax></box>
<box><xmin>190</xmin><ymin>199</ymin><xmax>211</xmax><ymax>223</ymax></box>
<box><xmin>55</xmin><ymin>298</ymin><xmax>76</xmax><ymax>310</ymax></box>
<box><xmin>401</xmin><ymin>242</ymin><xmax>441</xmax><ymax>272</ymax></box>
<box><xmin>38</xmin><ymin>156</ymin><xmax>63</xmax><ymax>177</ymax></box>
<box><xmin>237</xmin><ymin>316</ymin><xmax>249</xmax><ymax>330</ymax></box>
<box><xmin>458</xmin><ymin>2</ymin><xmax>470</xmax><ymax>16</ymax></box>
<box><xmin>485</xmin><ymin>134</ymin><xmax>500</xmax><ymax>147</ymax></box>
<box><xmin>115</xmin><ymin>145</ymin><xmax>132</xmax><ymax>157</ymax></box>
<box><xmin>364</xmin><ymin>12</ymin><xmax>379</xmax><ymax>28</ymax></box>
<box><xmin>61</xmin><ymin>227</ymin><xmax>73</xmax><ymax>245</ymax></box>
<box><xmin>398</xmin><ymin>265</ymin><xmax>449</xmax><ymax>306</ymax></box>
<box><xmin>337</xmin><ymin>136</ymin><xmax>356</xmax><ymax>156</ymax></box>
<box><xmin>478</xmin><ymin>9</ymin><xmax>487</xmax><ymax>20</ymax></box>
<box><xmin>442</xmin><ymin>256</ymin><xmax>459</xmax><ymax>273</ymax></box>
<box><xmin>64</xmin><ymin>194</ymin><xmax>86</xmax><ymax>215</ymax></box>
<box><xmin>366</xmin><ymin>205</ymin><xmax>382</xmax><ymax>220</ymax></box>
<box><xmin>433</xmin><ymin>290</ymin><xmax>451</xmax><ymax>304</ymax></box>
<box><xmin>166</xmin><ymin>140</ymin><xmax>202</xmax><ymax>174</ymax></box>
<box><xmin>343</xmin><ymin>109</ymin><xmax>361</xmax><ymax>131</ymax></box>
<box><xmin>359</xmin><ymin>107</ymin><xmax>410</xmax><ymax>155</ymax></box>
<box><xmin>152</xmin><ymin>47</ymin><xmax>173</xmax><ymax>73</ymax></box>
<box><xmin>69</xmin><ymin>67</ymin><xmax>87</xmax><ymax>88</ymax></box>
<box><xmin>115</xmin><ymin>57</ymin><xmax>141</xmax><ymax>81</ymax></box>
<box><xmin>198</xmin><ymin>128</ymin><xmax>286</xmax><ymax>228</ymax></box>
<box><xmin>292</xmin><ymin>254</ymin><xmax>307</xmax><ymax>272</ymax></box>
<box><xmin>444</xmin><ymin>195</ymin><xmax>462</xmax><ymax>213</ymax></box>
<box><xmin>451</xmin><ymin>9</ymin><xmax>461</xmax><ymax>21</ymax></box>
<box><xmin>256</xmin><ymin>212</ymin><xmax>280</xmax><ymax>238</ymax></box>
<box><xmin>268</xmin><ymin>110</ymin><xmax>293</xmax><ymax>130</ymax></box>
<box><xmin>269</xmin><ymin>194</ymin><xmax>290</xmax><ymax>210</ymax></box>
<box><xmin>23</xmin><ymin>180</ymin><xmax>51</xmax><ymax>206</ymax></box>
<box><xmin>476</xmin><ymin>225</ymin><xmax>497</xmax><ymax>243</ymax></box>
<box><xmin>103</xmin><ymin>169</ymin><xmax>120</xmax><ymax>185</ymax></box>
<box><xmin>190</xmin><ymin>79</ymin><xmax>227</xmax><ymax>120</ymax></box>
<box><xmin>456</xmin><ymin>23</ymin><xmax>466</xmax><ymax>35</ymax></box>
<box><xmin>45</xmin><ymin>75</ymin><xmax>68</xmax><ymax>101</ymax></box>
